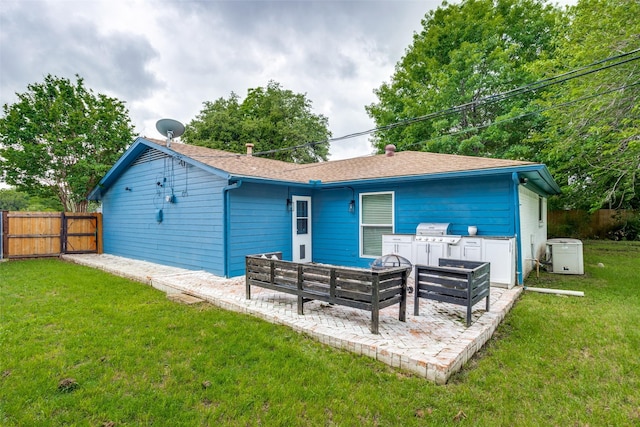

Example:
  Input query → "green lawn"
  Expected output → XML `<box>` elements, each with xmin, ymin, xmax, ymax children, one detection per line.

<box><xmin>1</xmin><ymin>241</ymin><xmax>639</xmax><ymax>426</ymax></box>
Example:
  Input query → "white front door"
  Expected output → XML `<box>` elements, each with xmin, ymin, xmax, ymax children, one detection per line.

<box><xmin>292</xmin><ymin>195</ymin><xmax>312</xmax><ymax>263</ymax></box>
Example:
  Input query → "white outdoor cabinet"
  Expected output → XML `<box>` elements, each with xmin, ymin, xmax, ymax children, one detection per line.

<box><xmin>449</xmin><ymin>243</ymin><xmax>462</xmax><ymax>259</ymax></box>
<box><xmin>382</xmin><ymin>234</ymin><xmax>414</xmax><ymax>262</ymax></box>
<box><xmin>460</xmin><ymin>237</ymin><xmax>483</xmax><ymax>261</ymax></box>
<box><xmin>482</xmin><ymin>238</ymin><xmax>516</xmax><ymax>288</ymax></box>
<box><xmin>414</xmin><ymin>241</ymin><xmax>449</xmax><ymax>266</ymax></box>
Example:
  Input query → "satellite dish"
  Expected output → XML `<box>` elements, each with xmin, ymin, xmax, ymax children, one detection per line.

<box><xmin>156</xmin><ymin>118</ymin><xmax>185</xmax><ymax>147</ymax></box>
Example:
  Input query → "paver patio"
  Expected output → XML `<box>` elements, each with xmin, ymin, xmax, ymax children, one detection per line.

<box><xmin>62</xmin><ymin>253</ymin><xmax>521</xmax><ymax>384</ymax></box>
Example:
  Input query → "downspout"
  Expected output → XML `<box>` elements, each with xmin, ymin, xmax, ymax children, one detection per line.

<box><xmin>223</xmin><ymin>180</ymin><xmax>242</xmax><ymax>277</ymax></box>
<box><xmin>512</xmin><ymin>173</ymin><xmax>524</xmax><ymax>285</ymax></box>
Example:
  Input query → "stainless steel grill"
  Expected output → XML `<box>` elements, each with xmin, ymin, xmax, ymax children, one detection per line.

<box><xmin>415</xmin><ymin>222</ymin><xmax>461</xmax><ymax>243</ymax></box>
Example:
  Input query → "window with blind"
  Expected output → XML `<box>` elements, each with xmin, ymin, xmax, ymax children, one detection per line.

<box><xmin>360</xmin><ymin>192</ymin><xmax>394</xmax><ymax>257</ymax></box>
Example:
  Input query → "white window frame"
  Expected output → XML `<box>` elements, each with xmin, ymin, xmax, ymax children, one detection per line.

<box><xmin>538</xmin><ymin>196</ymin><xmax>545</xmax><ymax>228</ymax></box>
<box><xmin>359</xmin><ymin>191</ymin><xmax>395</xmax><ymax>258</ymax></box>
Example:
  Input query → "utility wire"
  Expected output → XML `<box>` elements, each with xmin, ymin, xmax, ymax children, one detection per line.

<box><xmin>282</xmin><ymin>80</ymin><xmax>640</xmax><ymax>174</ymax></box>
<box><xmin>252</xmin><ymin>48</ymin><xmax>640</xmax><ymax>157</ymax></box>
<box><xmin>329</xmin><ymin>50</ymin><xmax>640</xmax><ymax>142</ymax></box>
<box><xmin>176</xmin><ymin>49</ymin><xmax>640</xmax><ymax>159</ymax></box>
<box><xmin>403</xmin><ymin>80</ymin><xmax>640</xmax><ymax>151</ymax></box>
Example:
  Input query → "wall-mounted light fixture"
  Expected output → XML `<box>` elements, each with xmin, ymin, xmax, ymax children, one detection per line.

<box><xmin>286</xmin><ymin>198</ymin><xmax>293</xmax><ymax>212</ymax></box>
<box><xmin>519</xmin><ymin>177</ymin><xmax>528</xmax><ymax>184</ymax></box>
<box><xmin>348</xmin><ymin>186</ymin><xmax>356</xmax><ymax>214</ymax></box>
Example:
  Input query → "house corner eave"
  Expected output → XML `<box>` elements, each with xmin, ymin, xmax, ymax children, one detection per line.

<box><xmin>88</xmin><ymin>138</ymin><xmax>152</xmax><ymax>200</ymax></box>
<box><xmin>518</xmin><ymin>165</ymin><xmax>562</xmax><ymax>197</ymax></box>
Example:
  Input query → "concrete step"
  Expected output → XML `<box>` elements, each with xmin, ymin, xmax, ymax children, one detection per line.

<box><xmin>167</xmin><ymin>293</ymin><xmax>205</xmax><ymax>305</ymax></box>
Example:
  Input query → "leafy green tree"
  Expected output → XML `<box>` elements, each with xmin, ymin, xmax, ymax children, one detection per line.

<box><xmin>184</xmin><ymin>81</ymin><xmax>330</xmax><ymax>163</ymax></box>
<box><xmin>27</xmin><ymin>194</ymin><xmax>65</xmax><ymax>212</ymax></box>
<box><xmin>0</xmin><ymin>189</ymin><xmax>29</xmax><ymax>211</ymax></box>
<box><xmin>531</xmin><ymin>0</ymin><xmax>640</xmax><ymax>211</ymax></box>
<box><xmin>366</xmin><ymin>0</ymin><xmax>562</xmax><ymax>159</ymax></box>
<box><xmin>0</xmin><ymin>188</ymin><xmax>62</xmax><ymax>211</ymax></box>
<box><xmin>0</xmin><ymin>74</ymin><xmax>134</xmax><ymax>212</ymax></box>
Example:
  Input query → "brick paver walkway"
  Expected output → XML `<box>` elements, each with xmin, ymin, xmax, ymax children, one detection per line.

<box><xmin>62</xmin><ymin>254</ymin><xmax>521</xmax><ymax>384</ymax></box>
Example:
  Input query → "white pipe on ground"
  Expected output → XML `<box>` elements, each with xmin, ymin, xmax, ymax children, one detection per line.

<box><xmin>525</xmin><ymin>287</ymin><xmax>584</xmax><ymax>297</ymax></box>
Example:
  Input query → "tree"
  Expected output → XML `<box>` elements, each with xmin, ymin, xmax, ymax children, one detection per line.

<box><xmin>0</xmin><ymin>188</ymin><xmax>62</xmax><ymax>211</ymax></box>
<box><xmin>366</xmin><ymin>0</ymin><xmax>562</xmax><ymax>159</ymax></box>
<box><xmin>184</xmin><ymin>81</ymin><xmax>330</xmax><ymax>163</ymax></box>
<box><xmin>530</xmin><ymin>0</ymin><xmax>640</xmax><ymax>211</ymax></box>
<box><xmin>0</xmin><ymin>75</ymin><xmax>134</xmax><ymax>212</ymax></box>
<box><xmin>0</xmin><ymin>189</ymin><xmax>29</xmax><ymax>210</ymax></box>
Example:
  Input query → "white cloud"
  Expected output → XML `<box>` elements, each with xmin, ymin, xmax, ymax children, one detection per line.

<box><xmin>0</xmin><ymin>1</ymin><xmax>441</xmax><ymax>159</ymax></box>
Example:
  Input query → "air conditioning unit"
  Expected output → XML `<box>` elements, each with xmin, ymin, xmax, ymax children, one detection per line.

<box><xmin>546</xmin><ymin>238</ymin><xmax>584</xmax><ymax>275</ymax></box>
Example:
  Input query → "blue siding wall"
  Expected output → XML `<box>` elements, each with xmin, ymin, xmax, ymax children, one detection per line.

<box><xmin>226</xmin><ymin>182</ymin><xmax>304</xmax><ymax>277</ymax></box>
<box><xmin>313</xmin><ymin>174</ymin><xmax>516</xmax><ymax>269</ymax></box>
<box><xmin>394</xmin><ymin>175</ymin><xmax>516</xmax><ymax>236</ymax></box>
<box><xmin>312</xmin><ymin>187</ymin><xmax>360</xmax><ymax>266</ymax></box>
<box><xmin>101</xmin><ymin>151</ymin><xmax>517</xmax><ymax>277</ymax></box>
<box><xmin>101</xmin><ymin>151</ymin><xmax>226</xmax><ymax>275</ymax></box>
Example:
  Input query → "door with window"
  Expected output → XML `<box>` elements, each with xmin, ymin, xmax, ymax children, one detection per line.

<box><xmin>292</xmin><ymin>196</ymin><xmax>312</xmax><ymax>263</ymax></box>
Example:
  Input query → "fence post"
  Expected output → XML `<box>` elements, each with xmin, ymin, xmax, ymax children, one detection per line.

<box><xmin>95</xmin><ymin>213</ymin><xmax>103</xmax><ymax>254</ymax></box>
<box><xmin>1</xmin><ymin>211</ymin><xmax>5</xmax><ymax>259</ymax></box>
<box><xmin>61</xmin><ymin>212</ymin><xmax>66</xmax><ymax>254</ymax></box>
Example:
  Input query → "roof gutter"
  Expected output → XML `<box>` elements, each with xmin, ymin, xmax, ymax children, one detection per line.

<box><xmin>317</xmin><ymin>164</ymin><xmax>553</xmax><ymax>187</ymax></box>
<box><xmin>223</xmin><ymin>180</ymin><xmax>242</xmax><ymax>277</ymax></box>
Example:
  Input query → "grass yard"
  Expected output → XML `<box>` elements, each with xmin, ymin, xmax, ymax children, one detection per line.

<box><xmin>1</xmin><ymin>241</ymin><xmax>639</xmax><ymax>426</ymax></box>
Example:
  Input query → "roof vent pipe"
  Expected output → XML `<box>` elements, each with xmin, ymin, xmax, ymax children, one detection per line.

<box><xmin>385</xmin><ymin>144</ymin><xmax>396</xmax><ymax>157</ymax></box>
<box><xmin>246</xmin><ymin>143</ymin><xmax>254</xmax><ymax>156</ymax></box>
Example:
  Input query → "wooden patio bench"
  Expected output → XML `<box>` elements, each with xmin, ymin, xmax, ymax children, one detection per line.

<box><xmin>246</xmin><ymin>252</ymin><xmax>409</xmax><ymax>334</ymax></box>
<box><xmin>414</xmin><ymin>259</ymin><xmax>490</xmax><ymax>327</ymax></box>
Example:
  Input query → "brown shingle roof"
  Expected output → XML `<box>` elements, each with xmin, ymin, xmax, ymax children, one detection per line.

<box><xmin>149</xmin><ymin>139</ymin><xmax>535</xmax><ymax>184</ymax></box>
<box><xmin>289</xmin><ymin>150</ymin><xmax>535</xmax><ymax>183</ymax></box>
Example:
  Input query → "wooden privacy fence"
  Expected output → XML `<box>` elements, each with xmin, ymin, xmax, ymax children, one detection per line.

<box><xmin>1</xmin><ymin>211</ymin><xmax>103</xmax><ymax>259</ymax></box>
<box><xmin>548</xmin><ymin>209</ymin><xmax>637</xmax><ymax>239</ymax></box>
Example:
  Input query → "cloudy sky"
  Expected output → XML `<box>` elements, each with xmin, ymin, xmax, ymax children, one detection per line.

<box><xmin>0</xmin><ymin>0</ymin><xmax>455</xmax><ymax>160</ymax></box>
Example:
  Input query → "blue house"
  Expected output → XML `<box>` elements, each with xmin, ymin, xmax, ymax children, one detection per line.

<box><xmin>88</xmin><ymin>137</ymin><xmax>561</xmax><ymax>286</ymax></box>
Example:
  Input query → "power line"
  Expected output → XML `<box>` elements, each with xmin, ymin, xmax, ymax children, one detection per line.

<box><xmin>330</xmin><ymin>49</ymin><xmax>640</xmax><ymax>142</ymax></box>
<box><xmin>179</xmin><ymin>49</ymin><xmax>640</xmax><ymax>160</ymax></box>
<box><xmin>403</xmin><ymin>80</ymin><xmax>640</xmax><ymax>151</ymax></box>
<box><xmin>250</xmin><ymin>48</ymin><xmax>639</xmax><ymax>157</ymax></box>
